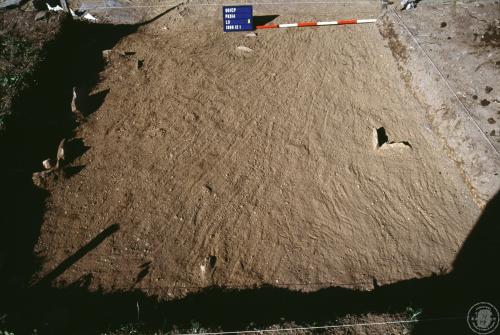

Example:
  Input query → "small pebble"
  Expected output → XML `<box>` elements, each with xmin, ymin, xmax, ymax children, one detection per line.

<box><xmin>42</xmin><ymin>158</ymin><xmax>54</xmax><ymax>170</ymax></box>
<box><xmin>236</xmin><ymin>46</ymin><xmax>253</xmax><ymax>52</ymax></box>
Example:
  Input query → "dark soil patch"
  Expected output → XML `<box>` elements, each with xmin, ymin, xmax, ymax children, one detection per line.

<box><xmin>480</xmin><ymin>99</ymin><xmax>491</xmax><ymax>106</ymax></box>
<box><xmin>379</xmin><ymin>16</ymin><xmax>408</xmax><ymax>62</ymax></box>
<box><xmin>481</xmin><ymin>23</ymin><xmax>500</xmax><ymax>48</ymax></box>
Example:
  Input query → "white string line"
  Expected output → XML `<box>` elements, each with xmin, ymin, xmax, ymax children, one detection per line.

<box><xmin>76</xmin><ymin>0</ymin><xmax>498</xmax><ymax>5</ymax></box>
<box><xmin>226</xmin><ymin>0</ymin><xmax>373</xmax><ymax>3</ymax></box>
<box><xmin>184</xmin><ymin>1</ymin><xmax>377</xmax><ymax>4</ymax></box>
<box><xmin>177</xmin><ymin>317</ymin><xmax>464</xmax><ymax>335</ymax></box>
<box><xmin>79</xmin><ymin>0</ymin><xmax>376</xmax><ymax>6</ymax></box>
<box><xmin>79</xmin><ymin>1</ymin><xmax>498</xmax><ymax>10</ymax></box>
<box><xmin>81</xmin><ymin>1</ymin><xmax>378</xmax><ymax>10</ymax></box>
<box><xmin>390</xmin><ymin>8</ymin><xmax>500</xmax><ymax>157</ymax></box>
<box><xmin>86</xmin><ymin>4</ymin><xmax>180</xmax><ymax>8</ymax></box>
<box><xmin>88</xmin><ymin>0</ymin><xmax>498</xmax><ymax>3</ymax></box>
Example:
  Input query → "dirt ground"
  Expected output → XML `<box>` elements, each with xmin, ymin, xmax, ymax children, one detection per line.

<box><xmin>0</xmin><ymin>11</ymin><xmax>69</xmax><ymax>129</ymax></box>
<box><xmin>32</xmin><ymin>1</ymin><xmax>490</xmax><ymax>301</ymax></box>
<box><xmin>389</xmin><ymin>1</ymin><xmax>500</xmax><ymax>205</ymax></box>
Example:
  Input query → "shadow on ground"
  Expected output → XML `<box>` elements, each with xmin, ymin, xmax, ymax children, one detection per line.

<box><xmin>253</xmin><ymin>15</ymin><xmax>279</xmax><ymax>28</ymax></box>
<box><xmin>0</xmin><ymin>11</ymin><xmax>139</xmax><ymax>333</ymax></box>
<box><xmin>1</xmin><ymin>8</ymin><xmax>499</xmax><ymax>335</ymax></box>
<box><xmin>5</xmin><ymin>177</ymin><xmax>499</xmax><ymax>335</ymax></box>
<box><xmin>0</xmin><ymin>4</ymin><xmax>181</xmax><ymax>304</ymax></box>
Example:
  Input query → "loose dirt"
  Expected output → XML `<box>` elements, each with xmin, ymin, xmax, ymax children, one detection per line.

<box><xmin>33</xmin><ymin>4</ymin><xmax>480</xmax><ymax>299</ymax></box>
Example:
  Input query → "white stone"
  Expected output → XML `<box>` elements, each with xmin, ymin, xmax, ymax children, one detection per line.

<box><xmin>42</xmin><ymin>158</ymin><xmax>54</xmax><ymax>170</ymax></box>
<box><xmin>237</xmin><ymin>46</ymin><xmax>253</xmax><ymax>52</ymax></box>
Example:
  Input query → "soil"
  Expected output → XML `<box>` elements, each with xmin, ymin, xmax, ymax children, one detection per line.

<box><xmin>31</xmin><ymin>2</ymin><xmax>483</xmax><ymax>302</ymax></box>
<box><xmin>0</xmin><ymin>10</ymin><xmax>70</xmax><ymax>129</ymax></box>
<box><xmin>390</xmin><ymin>2</ymin><xmax>500</xmax><ymax>204</ymax></box>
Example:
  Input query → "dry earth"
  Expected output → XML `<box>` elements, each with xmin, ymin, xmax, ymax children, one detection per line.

<box><xmin>389</xmin><ymin>1</ymin><xmax>500</xmax><ymax>205</ymax></box>
<box><xmin>33</xmin><ymin>2</ymin><xmax>482</xmax><ymax>300</ymax></box>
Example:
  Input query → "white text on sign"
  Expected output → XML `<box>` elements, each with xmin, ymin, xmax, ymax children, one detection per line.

<box><xmin>225</xmin><ymin>25</ymin><xmax>243</xmax><ymax>30</ymax></box>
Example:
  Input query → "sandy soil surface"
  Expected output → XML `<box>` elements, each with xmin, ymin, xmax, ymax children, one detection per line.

<box><xmin>33</xmin><ymin>3</ymin><xmax>481</xmax><ymax>299</ymax></box>
<box><xmin>388</xmin><ymin>1</ymin><xmax>500</xmax><ymax>205</ymax></box>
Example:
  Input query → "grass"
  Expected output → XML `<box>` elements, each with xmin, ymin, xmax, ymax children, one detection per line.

<box><xmin>0</xmin><ymin>33</ymin><xmax>39</xmax><ymax>131</ymax></box>
<box><xmin>95</xmin><ymin>308</ymin><xmax>419</xmax><ymax>335</ymax></box>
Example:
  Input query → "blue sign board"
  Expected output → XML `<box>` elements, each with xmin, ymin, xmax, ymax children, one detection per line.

<box><xmin>223</xmin><ymin>5</ymin><xmax>253</xmax><ymax>32</ymax></box>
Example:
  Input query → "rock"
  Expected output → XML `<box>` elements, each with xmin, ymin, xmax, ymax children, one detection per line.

<box><xmin>485</xmin><ymin>86</ymin><xmax>493</xmax><ymax>94</ymax></box>
<box><xmin>401</xmin><ymin>0</ymin><xmax>416</xmax><ymax>10</ymax></box>
<box><xmin>102</xmin><ymin>50</ymin><xmax>112</xmax><ymax>62</ymax></box>
<box><xmin>373</xmin><ymin>127</ymin><xmax>411</xmax><ymax>151</ymax></box>
<box><xmin>35</xmin><ymin>11</ymin><xmax>48</xmax><ymax>21</ymax></box>
<box><xmin>236</xmin><ymin>46</ymin><xmax>253</xmax><ymax>53</ymax></box>
<box><xmin>42</xmin><ymin>158</ymin><xmax>55</xmax><ymax>170</ymax></box>
<box><xmin>71</xmin><ymin>87</ymin><xmax>77</xmax><ymax>112</ymax></box>
<box><xmin>46</xmin><ymin>3</ymin><xmax>63</xmax><ymax>11</ymax></box>
<box><xmin>245</xmin><ymin>32</ymin><xmax>257</xmax><ymax>37</ymax></box>
<box><xmin>379</xmin><ymin>142</ymin><xmax>412</xmax><ymax>150</ymax></box>
<box><xmin>32</xmin><ymin>171</ymin><xmax>49</xmax><ymax>188</ymax></box>
<box><xmin>56</xmin><ymin>138</ymin><xmax>66</xmax><ymax>164</ymax></box>
<box><xmin>372</xmin><ymin>128</ymin><xmax>380</xmax><ymax>150</ymax></box>
<box><xmin>82</xmin><ymin>12</ymin><xmax>97</xmax><ymax>22</ymax></box>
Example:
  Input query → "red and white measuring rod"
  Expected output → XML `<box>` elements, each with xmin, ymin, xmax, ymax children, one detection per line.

<box><xmin>256</xmin><ymin>18</ymin><xmax>376</xmax><ymax>29</ymax></box>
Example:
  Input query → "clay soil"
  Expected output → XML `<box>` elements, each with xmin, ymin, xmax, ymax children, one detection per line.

<box><xmin>33</xmin><ymin>4</ymin><xmax>482</xmax><ymax>300</ymax></box>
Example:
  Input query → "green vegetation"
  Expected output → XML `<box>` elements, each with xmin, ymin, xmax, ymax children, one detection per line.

<box><xmin>406</xmin><ymin>305</ymin><xmax>423</xmax><ymax>320</ymax></box>
<box><xmin>0</xmin><ymin>33</ymin><xmax>39</xmax><ymax>131</ymax></box>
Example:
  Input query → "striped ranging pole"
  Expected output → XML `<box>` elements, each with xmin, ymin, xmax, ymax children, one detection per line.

<box><xmin>256</xmin><ymin>19</ymin><xmax>377</xmax><ymax>29</ymax></box>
